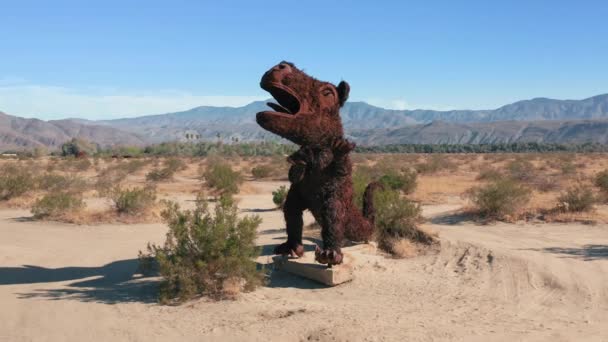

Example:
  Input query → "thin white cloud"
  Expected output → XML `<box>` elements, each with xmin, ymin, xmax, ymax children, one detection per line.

<box><xmin>0</xmin><ymin>81</ymin><xmax>266</xmax><ymax>120</ymax></box>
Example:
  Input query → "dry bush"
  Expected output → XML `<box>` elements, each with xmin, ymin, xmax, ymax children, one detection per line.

<box><xmin>0</xmin><ymin>164</ymin><xmax>36</xmax><ymax>200</ymax></box>
<box><xmin>415</xmin><ymin>155</ymin><xmax>456</xmax><ymax>174</ymax></box>
<box><xmin>530</xmin><ymin>176</ymin><xmax>560</xmax><ymax>193</ymax></box>
<box><xmin>139</xmin><ymin>196</ymin><xmax>263</xmax><ymax>303</ymax></box>
<box><xmin>251</xmin><ymin>164</ymin><xmax>273</xmax><ymax>179</ymax></box>
<box><xmin>595</xmin><ymin>170</ymin><xmax>608</xmax><ymax>201</ymax></box>
<box><xmin>556</xmin><ymin>185</ymin><xmax>596</xmax><ymax>213</ymax></box>
<box><xmin>95</xmin><ymin>169</ymin><xmax>127</xmax><ymax>197</ymax></box>
<box><xmin>37</xmin><ymin>172</ymin><xmax>88</xmax><ymax>193</ymax></box>
<box><xmin>476</xmin><ymin>167</ymin><xmax>504</xmax><ymax>181</ymax></box>
<box><xmin>146</xmin><ymin>158</ymin><xmax>186</xmax><ymax>182</ymax></box>
<box><xmin>113</xmin><ymin>159</ymin><xmax>150</xmax><ymax>175</ymax></box>
<box><xmin>507</xmin><ymin>159</ymin><xmax>536</xmax><ymax>182</ymax></box>
<box><xmin>465</xmin><ymin>179</ymin><xmax>531</xmax><ymax>221</ymax></box>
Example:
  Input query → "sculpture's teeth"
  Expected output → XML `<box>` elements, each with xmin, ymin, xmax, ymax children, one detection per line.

<box><xmin>267</xmin><ymin>102</ymin><xmax>292</xmax><ymax>114</ymax></box>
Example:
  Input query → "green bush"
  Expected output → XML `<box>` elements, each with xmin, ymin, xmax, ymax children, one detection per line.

<box><xmin>139</xmin><ymin>196</ymin><xmax>263</xmax><ymax>303</ymax></box>
<box><xmin>373</xmin><ymin>189</ymin><xmax>433</xmax><ymax>255</ymax></box>
<box><xmin>352</xmin><ymin>168</ymin><xmax>373</xmax><ymax>211</ymax></box>
<box><xmin>272</xmin><ymin>185</ymin><xmax>288</xmax><ymax>209</ymax></box>
<box><xmin>0</xmin><ymin>164</ymin><xmax>36</xmax><ymax>200</ymax></box>
<box><xmin>31</xmin><ymin>192</ymin><xmax>84</xmax><ymax>218</ymax></box>
<box><xmin>374</xmin><ymin>189</ymin><xmax>424</xmax><ymax>239</ymax></box>
<box><xmin>202</xmin><ymin>161</ymin><xmax>242</xmax><ymax>196</ymax></box>
<box><xmin>378</xmin><ymin>169</ymin><xmax>417</xmax><ymax>194</ymax></box>
<box><xmin>557</xmin><ymin>185</ymin><xmax>596</xmax><ymax>213</ymax></box>
<box><xmin>251</xmin><ymin>165</ymin><xmax>273</xmax><ymax>179</ymax></box>
<box><xmin>466</xmin><ymin>179</ymin><xmax>531</xmax><ymax>220</ymax></box>
<box><xmin>111</xmin><ymin>186</ymin><xmax>157</xmax><ymax>215</ymax></box>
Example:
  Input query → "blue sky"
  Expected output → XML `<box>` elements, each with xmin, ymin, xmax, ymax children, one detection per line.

<box><xmin>1</xmin><ymin>0</ymin><xmax>607</xmax><ymax>119</ymax></box>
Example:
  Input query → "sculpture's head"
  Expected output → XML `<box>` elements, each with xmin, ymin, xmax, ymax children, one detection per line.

<box><xmin>256</xmin><ymin>61</ymin><xmax>350</xmax><ymax>146</ymax></box>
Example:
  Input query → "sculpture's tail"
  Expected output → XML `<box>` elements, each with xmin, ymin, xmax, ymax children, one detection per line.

<box><xmin>362</xmin><ymin>181</ymin><xmax>384</xmax><ymax>225</ymax></box>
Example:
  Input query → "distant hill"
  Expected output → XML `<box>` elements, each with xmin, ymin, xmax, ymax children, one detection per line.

<box><xmin>2</xmin><ymin>93</ymin><xmax>608</xmax><ymax>150</ymax></box>
<box><xmin>90</xmin><ymin>94</ymin><xmax>608</xmax><ymax>143</ymax></box>
<box><xmin>0</xmin><ymin>112</ymin><xmax>144</xmax><ymax>151</ymax></box>
<box><xmin>349</xmin><ymin>119</ymin><xmax>608</xmax><ymax>145</ymax></box>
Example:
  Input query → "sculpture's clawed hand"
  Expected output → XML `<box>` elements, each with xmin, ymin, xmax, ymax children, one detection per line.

<box><xmin>314</xmin><ymin>246</ymin><xmax>344</xmax><ymax>266</ymax></box>
<box><xmin>274</xmin><ymin>242</ymin><xmax>305</xmax><ymax>258</ymax></box>
<box><xmin>332</xmin><ymin>138</ymin><xmax>356</xmax><ymax>156</ymax></box>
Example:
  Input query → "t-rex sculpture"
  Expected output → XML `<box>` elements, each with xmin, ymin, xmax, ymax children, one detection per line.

<box><xmin>256</xmin><ymin>61</ymin><xmax>380</xmax><ymax>266</ymax></box>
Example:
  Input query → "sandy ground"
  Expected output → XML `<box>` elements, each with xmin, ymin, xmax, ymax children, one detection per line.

<box><xmin>1</xmin><ymin>181</ymin><xmax>607</xmax><ymax>342</ymax></box>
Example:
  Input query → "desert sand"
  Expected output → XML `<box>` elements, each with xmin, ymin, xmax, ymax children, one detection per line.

<box><xmin>1</xmin><ymin>179</ymin><xmax>607</xmax><ymax>341</ymax></box>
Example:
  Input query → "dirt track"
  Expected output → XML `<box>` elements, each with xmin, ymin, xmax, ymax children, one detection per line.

<box><xmin>1</xmin><ymin>181</ymin><xmax>607</xmax><ymax>341</ymax></box>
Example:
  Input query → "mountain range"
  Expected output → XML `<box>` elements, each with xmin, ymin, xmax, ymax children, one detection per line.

<box><xmin>1</xmin><ymin>94</ymin><xmax>608</xmax><ymax>151</ymax></box>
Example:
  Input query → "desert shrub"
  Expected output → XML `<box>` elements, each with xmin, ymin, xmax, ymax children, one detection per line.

<box><xmin>476</xmin><ymin>167</ymin><xmax>503</xmax><ymax>181</ymax></box>
<box><xmin>72</xmin><ymin>158</ymin><xmax>92</xmax><ymax>172</ymax></box>
<box><xmin>378</xmin><ymin>169</ymin><xmax>417</xmax><ymax>194</ymax></box>
<box><xmin>466</xmin><ymin>179</ymin><xmax>531</xmax><ymax>221</ymax></box>
<box><xmin>507</xmin><ymin>159</ymin><xmax>535</xmax><ymax>182</ymax></box>
<box><xmin>164</xmin><ymin>158</ymin><xmax>187</xmax><ymax>172</ymax></box>
<box><xmin>0</xmin><ymin>164</ymin><xmax>36</xmax><ymax>200</ymax></box>
<box><xmin>556</xmin><ymin>185</ymin><xmax>596</xmax><ymax>213</ymax></box>
<box><xmin>352</xmin><ymin>168</ymin><xmax>373</xmax><ymax>210</ymax></box>
<box><xmin>251</xmin><ymin>165</ymin><xmax>273</xmax><ymax>179</ymax></box>
<box><xmin>373</xmin><ymin>189</ymin><xmax>433</xmax><ymax>256</ymax></box>
<box><xmin>594</xmin><ymin>170</ymin><xmax>608</xmax><ymax>196</ymax></box>
<box><xmin>146</xmin><ymin>158</ymin><xmax>185</xmax><ymax>182</ymax></box>
<box><xmin>139</xmin><ymin>196</ymin><xmax>263</xmax><ymax>303</ymax></box>
<box><xmin>272</xmin><ymin>185</ymin><xmax>288</xmax><ymax>209</ymax></box>
<box><xmin>37</xmin><ymin>173</ymin><xmax>88</xmax><ymax>193</ymax></box>
<box><xmin>560</xmin><ymin>162</ymin><xmax>577</xmax><ymax>175</ymax></box>
<box><xmin>146</xmin><ymin>167</ymin><xmax>175</xmax><ymax>182</ymax></box>
<box><xmin>111</xmin><ymin>186</ymin><xmax>157</xmax><ymax>215</ymax></box>
<box><xmin>415</xmin><ymin>155</ymin><xmax>456</xmax><ymax>174</ymax></box>
<box><xmin>116</xmin><ymin>159</ymin><xmax>149</xmax><ymax>174</ymax></box>
<box><xmin>31</xmin><ymin>192</ymin><xmax>84</xmax><ymax>219</ymax></box>
<box><xmin>95</xmin><ymin>169</ymin><xmax>127</xmax><ymax>197</ymax></box>
<box><xmin>61</xmin><ymin>138</ymin><xmax>97</xmax><ymax>157</ymax></box>
<box><xmin>531</xmin><ymin>176</ymin><xmax>560</xmax><ymax>192</ymax></box>
<box><xmin>202</xmin><ymin>161</ymin><xmax>242</xmax><ymax>196</ymax></box>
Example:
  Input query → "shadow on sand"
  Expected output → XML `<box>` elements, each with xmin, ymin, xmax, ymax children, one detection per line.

<box><xmin>0</xmin><ymin>259</ymin><xmax>158</xmax><ymax>304</ymax></box>
<box><xmin>525</xmin><ymin>245</ymin><xmax>608</xmax><ymax>261</ymax></box>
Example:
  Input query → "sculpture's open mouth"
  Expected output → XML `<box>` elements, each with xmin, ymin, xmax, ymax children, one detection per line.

<box><xmin>262</xmin><ymin>83</ymin><xmax>301</xmax><ymax>116</ymax></box>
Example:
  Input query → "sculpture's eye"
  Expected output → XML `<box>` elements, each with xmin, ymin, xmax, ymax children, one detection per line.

<box><xmin>279</xmin><ymin>64</ymin><xmax>287</xmax><ymax>70</ymax></box>
<box><xmin>322</xmin><ymin>89</ymin><xmax>333</xmax><ymax>97</ymax></box>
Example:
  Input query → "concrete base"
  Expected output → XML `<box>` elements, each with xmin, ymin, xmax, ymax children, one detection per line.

<box><xmin>272</xmin><ymin>252</ymin><xmax>354</xmax><ymax>286</ymax></box>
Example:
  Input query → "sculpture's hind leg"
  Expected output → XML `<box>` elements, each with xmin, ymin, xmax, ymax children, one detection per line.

<box><xmin>274</xmin><ymin>186</ymin><xmax>306</xmax><ymax>257</ymax></box>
